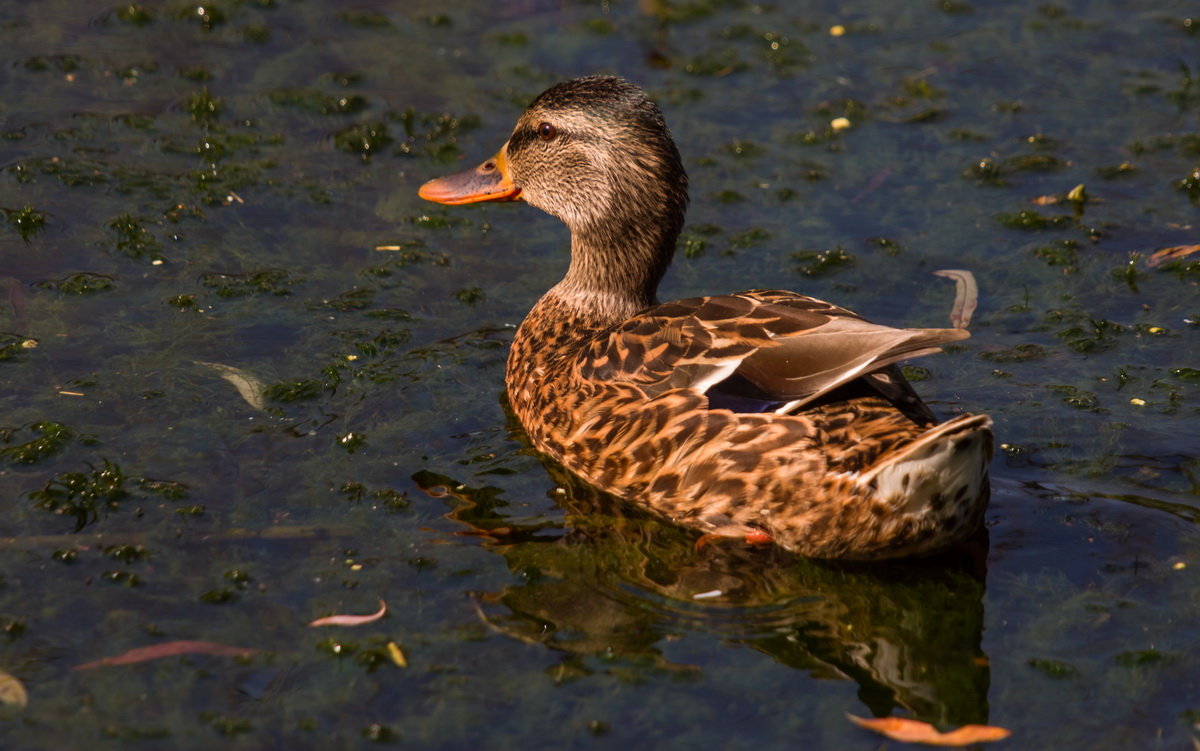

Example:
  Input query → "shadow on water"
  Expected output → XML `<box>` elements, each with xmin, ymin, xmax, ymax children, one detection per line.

<box><xmin>415</xmin><ymin>443</ymin><xmax>992</xmax><ymax>728</ymax></box>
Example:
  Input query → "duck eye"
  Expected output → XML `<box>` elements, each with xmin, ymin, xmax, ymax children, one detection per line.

<box><xmin>537</xmin><ymin>122</ymin><xmax>557</xmax><ymax>141</ymax></box>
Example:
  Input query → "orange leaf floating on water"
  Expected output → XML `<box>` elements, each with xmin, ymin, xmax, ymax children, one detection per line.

<box><xmin>73</xmin><ymin>640</ymin><xmax>256</xmax><ymax>671</ymax></box>
<box><xmin>0</xmin><ymin>669</ymin><xmax>28</xmax><ymax>708</ymax></box>
<box><xmin>847</xmin><ymin>714</ymin><xmax>1011</xmax><ymax>746</ymax></box>
<box><xmin>386</xmin><ymin>641</ymin><xmax>408</xmax><ymax>668</ymax></box>
<box><xmin>1146</xmin><ymin>244</ymin><xmax>1200</xmax><ymax>268</ymax></box>
<box><xmin>308</xmin><ymin>598</ymin><xmax>387</xmax><ymax>627</ymax></box>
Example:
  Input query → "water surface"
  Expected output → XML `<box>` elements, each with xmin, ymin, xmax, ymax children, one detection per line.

<box><xmin>1</xmin><ymin>1</ymin><xmax>1198</xmax><ymax>748</ymax></box>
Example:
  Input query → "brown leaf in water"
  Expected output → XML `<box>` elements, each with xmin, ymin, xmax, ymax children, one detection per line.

<box><xmin>308</xmin><ymin>598</ymin><xmax>387</xmax><ymax>627</ymax></box>
<box><xmin>848</xmin><ymin>714</ymin><xmax>1011</xmax><ymax>746</ymax></box>
<box><xmin>1146</xmin><ymin>244</ymin><xmax>1200</xmax><ymax>268</ymax></box>
<box><xmin>73</xmin><ymin>640</ymin><xmax>256</xmax><ymax>670</ymax></box>
<box><xmin>0</xmin><ymin>669</ymin><xmax>28</xmax><ymax>708</ymax></box>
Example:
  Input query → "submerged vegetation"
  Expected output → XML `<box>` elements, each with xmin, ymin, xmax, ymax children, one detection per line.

<box><xmin>0</xmin><ymin>0</ymin><xmax>1196</xmax><ymax>749</ymax></box>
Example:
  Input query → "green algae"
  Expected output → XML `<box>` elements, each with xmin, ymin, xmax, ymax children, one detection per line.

<box><xmin>107</xmin><ymin>214</ymin><xmax>164</xmax><ymax>260</ymax></box>
<box><xmin>336</xmin><ymin>431</ymin><xmax>366</xmax><ymax>453</ymax></box>
<box><xmin>35</xmin><ymin>273</ymin><xmax>115</xmax><ymax>295</ymax></box>
<box><xmin>964</xmin><ymin>157</ymin><xmax>1005</xmax><ymax>185</ymax></box>
<box><xmin>318</xmin><ymin>286</ymin><xmax>375</xmax><ymax>311</ymax></box>
<box><xmin>103</xmin><ymin>544</ymin><xmax>150</xmax><ymax>563</ymax></box>
<box><xmin>268</xmin><ymin>88</ymin><xmax>368</xmax><ymax>116</ymax></box>
<box><xmin>997</xmin><ymin>210</ymin><xmax>1073</xmax><ymax>231</ymax></box>
<box><xmin>114</xmin><ymin>4</ymin><xmax>154</xmax><ymax>26</ymax></box>
<box><xmin>1172</xmin><ymin>367</ymin><xmax>1200</xmax><ymax>383</ymax></box>
<box><xmin>29</xmin><ymin>460</ymin><xmax>130</xmax><ymax>531</ymax></box>
<box><xmin>867</xmin><ymin>236</ymin><xmax>905</xmax><ymax>256</ymax></box>
<box><xmin>392</xmin><ymin>108</ymin><xmax>481</xmax><ymax>163</ymax></box>
<box><xmin>792</xmin><ymin>247</ymin><xmax>856</xmax><ymax>276</ymax></box>
<box><xmin>1031</xmin><ymin>239</ymin><xmax>1081</xmax><ymax>270</ymax></box>
<box><xmin>29</xmin><ymin>460</ymin><xmax>189</xmax><ymax>531</ymax></box>
<box><xmin>1006</xmin><ymin>153</ymin><xmax>1066</xmax><ymax>172</ymax></box>
<box><xmin>199</xmin><ymin>269</ymin><xmax>299</xmax><ymax>297</ymax></box>
<box><xmin>1027</xmin><ymin>658</ymin><xmax>1080</xmax><ymax>679</ymax></box>
<box><xmin>1115</xmin><ymin>649</ymin><xmax>1169</xmax><ymax>667</ymax></box>
<box><xmin>263</xmin><ymin>379</ymin><xmax>324</xmax><ymax>403</ymax></box>
<box><xmin>0</xmin><ymin>2</ymin><xmax>1197</xmax><ymax>749</ymax></box>
<box><xmin>339</xmin><ymin>481</ymin><xmax>411</xmax><ymax>512</ymax></box>
<box><xmin>980</xmin><ymin>344</ymin><xmax>1049</xmax><ymax>362</ymax></box>
<box><xmin>3</xmin><ymin>205</ymin><xmax>46</xmax><ymax>241</ymax></box>
<box><xmin>198</xmin><ymin>588</ymin><xmax>238</xmax><ymax>604</ymax></box>
<box><xmin>454</xmin><ymin>286</ymin><xmax>486</xmax><ymax>305</ymax></box>
<box><xmin>334</xmin><ymin>122</ymin><xmax>392</xmax><ymax>160</ymax></box>
<box><xmin>186</xmin><ymin>88</ymin><xmax>222</xmax><ymax>123</ymax></box>
<box><xmin>1174</xmin><ymin>165</ymin><xmax>1200</xmax><ymax>200</ymax></box>
<box><xmin>728</xmin><ymin>227</ymin><xmax>770</xmax><ymax>249</ymax></box>
<box><xmin>101</xmin><ymin>570</ymin><xmax>143</xmax><ymax>587</ymax></box>
<box><xmin>337</xmin><ymin>10</ymin><xmax>390</xmax><ymax>28</ymax></box>
<box><xmin>1048</xmin><ymin>384</ymin><xmax>1102</xmax><ymax>411</ymax></box>
<box><xmin>0</xmin><ymin>422</ymin><xmax>92</xmax><ymax>464</ymax></box>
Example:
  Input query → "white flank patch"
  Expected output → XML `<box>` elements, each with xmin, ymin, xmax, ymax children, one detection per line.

<box><xmin>865</xmin><ymin>416</ymin><xmax>990</xmax><ymax>516</ymax></box>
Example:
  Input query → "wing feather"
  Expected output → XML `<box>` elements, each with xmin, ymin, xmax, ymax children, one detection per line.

<box><xmin>577</xmin><ymin>290</ymin><xmax>968</xmax><ymax>420</ymax></box>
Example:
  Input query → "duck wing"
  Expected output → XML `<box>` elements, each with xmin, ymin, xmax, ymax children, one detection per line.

<box><xmin>577</xmin><ymin>290</ymin><xmax>968</xmax><ymax>423</ymax></box>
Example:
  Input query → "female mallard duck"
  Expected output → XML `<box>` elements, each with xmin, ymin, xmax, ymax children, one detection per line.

<box><xmin>419</xmin><ymin>76</ymin><xmax>992</xmax><ymax>560</ymax></box>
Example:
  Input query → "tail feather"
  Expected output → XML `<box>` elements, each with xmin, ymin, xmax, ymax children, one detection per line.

<box><xmin>860</xmin><ymin>413</ymin><xmax>994</xmax><ymax>538</ymax></box>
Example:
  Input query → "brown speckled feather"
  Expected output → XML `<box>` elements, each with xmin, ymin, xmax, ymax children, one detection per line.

<box><xmin>579</xmin><ymin>290</ymin><xmax>967</xmax><ymax>419</ymax></box>
<box><xmin>422</xmin><ymin>76</ymin><xmax>993</xmax><ymax>560</ymax></box>
<box><xmin>506</xmin><ymin>292</ymin><xmax>991</xmax><ymax>559</ymax></box>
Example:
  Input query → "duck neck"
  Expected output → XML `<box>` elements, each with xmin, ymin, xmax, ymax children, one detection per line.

<box><xmin>549</xmin><ymin>211</ymin><xmax>680</xmax><ymax>328</ymax></box>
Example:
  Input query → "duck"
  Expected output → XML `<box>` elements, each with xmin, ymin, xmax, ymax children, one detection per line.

<box><xmin>419</xmin><ymin>76</ymin><xmax>993</xmax><ymax>560</ymax></box>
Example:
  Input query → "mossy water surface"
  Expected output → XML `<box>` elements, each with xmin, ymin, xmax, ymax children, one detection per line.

<box><xmin>0</xmin><ymin>1</ymin><xmax>1198</xmax><ymax>748</ymax></box>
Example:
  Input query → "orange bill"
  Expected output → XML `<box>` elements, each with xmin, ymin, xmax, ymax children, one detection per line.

<box><xmin>418</xmin><ymin>148</ymin><xmax>522</xmax><ymax>205</ymax></box>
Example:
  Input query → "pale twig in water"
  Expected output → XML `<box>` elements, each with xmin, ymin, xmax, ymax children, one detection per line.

<box><xmin>308</xmin><ymin>599</ymin><xmax>387</xmax><ymax>627</ymax></box>
<box><xmin>74</xmin><ymin>640</ymin><xmax>256</xmax><ymax>671</ymax></box>
<box><xmin>933</xmin><ymin>269</ymin><xmax>979</xmax><ymax>329</ymax></box>
<box><xmin>195</xmin><ymin>360</ymin><xmax>267</xmax><ymax>411</ymax></box>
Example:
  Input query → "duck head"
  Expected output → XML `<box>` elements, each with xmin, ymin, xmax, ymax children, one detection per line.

<box><xmin>420</xmin><ymin>76</ymin><xmax>690</xmax><ymax>317</ymax></box>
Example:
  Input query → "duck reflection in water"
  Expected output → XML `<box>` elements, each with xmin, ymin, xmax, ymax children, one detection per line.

<box><xmin>414</xmin><ymin>459</ymin><xmax>990</xmax><ymax>729</ymax></box>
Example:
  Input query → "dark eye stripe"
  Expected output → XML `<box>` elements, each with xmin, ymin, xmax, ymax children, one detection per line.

<box><xmin>507</xmin><ymin>119</ymin><xmax>595</xmax><ymax>158</ymax></box>
<box><xmin>508</xmin><ymin>127</ymin><xmax>535</xmax><ymax>154</ymax></box>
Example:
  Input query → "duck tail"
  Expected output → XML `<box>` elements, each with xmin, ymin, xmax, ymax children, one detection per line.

<box><xmin>860</xmin><ymin>413</ymin><xmax>994</xmax><ymax>533</ymax></box>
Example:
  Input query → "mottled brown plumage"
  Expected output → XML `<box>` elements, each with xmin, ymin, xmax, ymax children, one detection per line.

<box><xmin>420</xmin><ymin>76</ymin><xmax>993</xmax><ymax>559</ymax></box>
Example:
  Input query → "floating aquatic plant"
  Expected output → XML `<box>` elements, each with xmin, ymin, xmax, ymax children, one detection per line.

<box><xmin>29</xmin><ymin>460</ymin><xmax>188</xmax><ymax>531</ymax></box>
<box><xmin>3</xmin><ymin>205</ymin><xmax>46</xmax><ymax>242</ymax></box>
<box><xmin>0</xmin><ymin>421</ymin><xmax>91</xmax><ymax>464</ymax></box>
<box><xmin>793</xmin><ymin>246</ymin><xmax>855</xmax><ymax>276</ymax></box>
<box><xmin>199</xmin><ymin>269</ymin><xmax>299</xmax><ymax>297</ymax></box>
<box><xmin>35</xmin><ymin>272</ymin><xmax>114</xmax><ymax>295</ymax></box>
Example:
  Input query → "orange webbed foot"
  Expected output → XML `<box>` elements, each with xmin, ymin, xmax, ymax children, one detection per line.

<box><xmin>695</xmin><ymin>525</ymin><xmax>774</xmax><ymax>549</ymax></box>
<box><xmin>743</xmin><ymin>529</ymin><xmax>773</xmax><ymax>545</ymax></box>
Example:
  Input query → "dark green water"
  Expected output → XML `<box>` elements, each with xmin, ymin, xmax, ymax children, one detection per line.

<box><xmin>1</xmin><ymin>1</ymin><xmax>1197</xmax><ymax>748</ymax></box>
